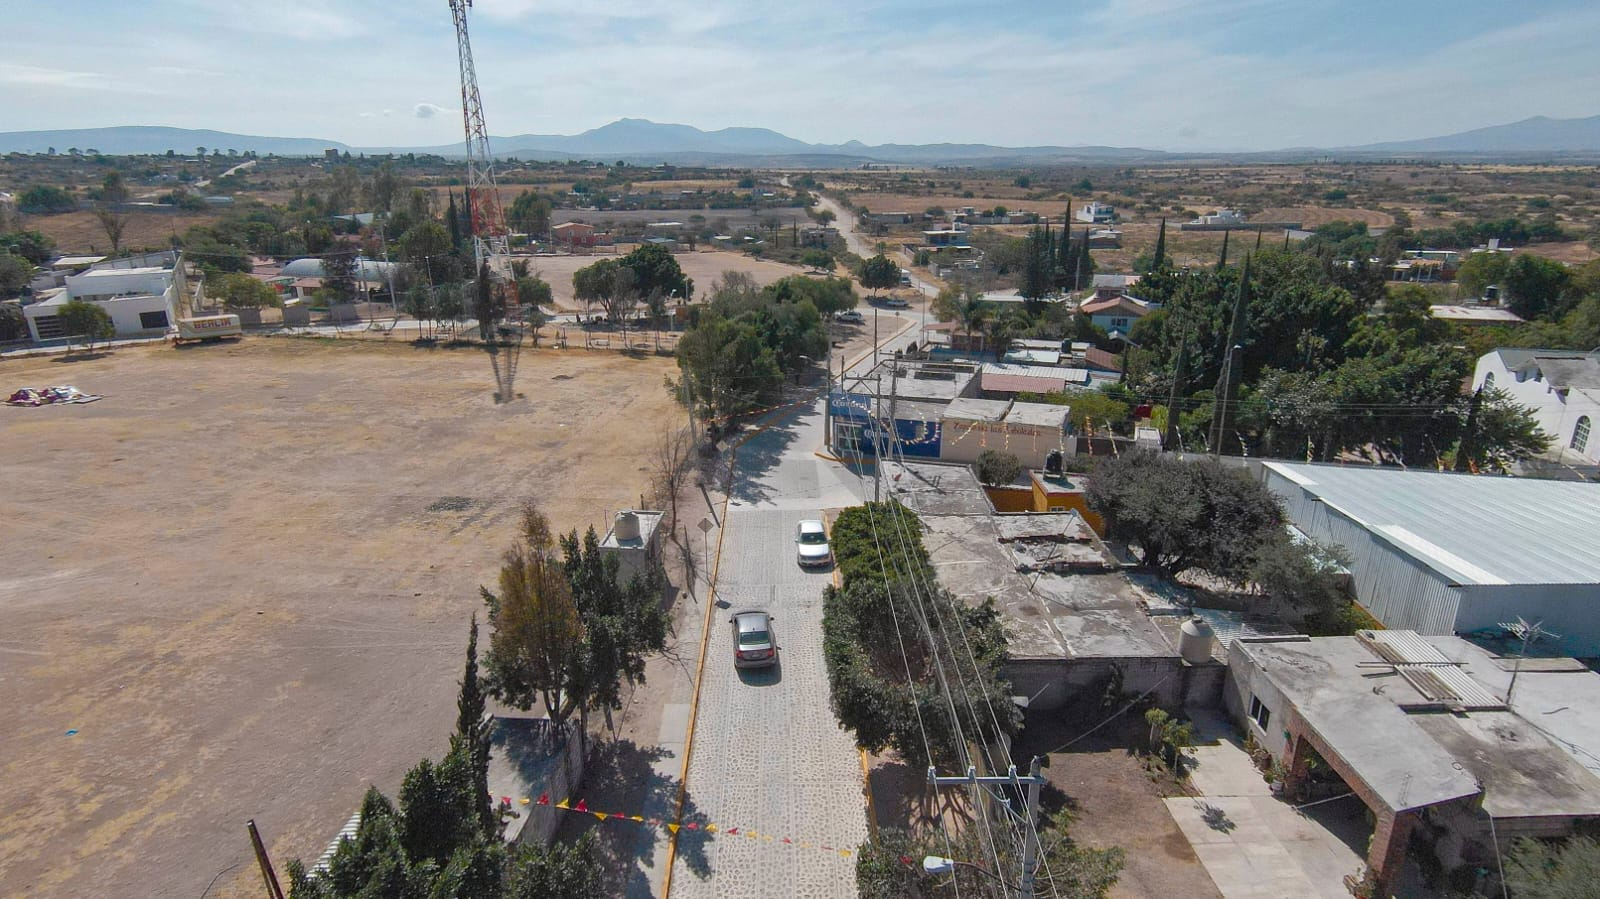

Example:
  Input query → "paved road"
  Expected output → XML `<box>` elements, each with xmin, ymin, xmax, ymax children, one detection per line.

<box><xmin>667</xmin><ymin>399</ymin><xmax>871</xmax><ymax>898</ymax></box>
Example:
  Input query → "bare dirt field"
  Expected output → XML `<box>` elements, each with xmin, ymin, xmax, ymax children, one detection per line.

<box><xmin>24</xmin><ymin>208</ymin><xmax>220</xmax><ymax>255</ymax></box>
<box><xmin>518</xmin><ymin>248</ymin><xmax>811</xmax><ymax>310</ymax></box>
<box><xmin>0</xmin><ymin>338</ymin><xmax>681</xmax><ymax>898</ymax></box>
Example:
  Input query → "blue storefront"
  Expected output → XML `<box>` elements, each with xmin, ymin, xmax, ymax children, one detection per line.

<box><xmin>827</xmin><ymin>390</ymin><xmax>943</xmax><ymax>459</ymax></box>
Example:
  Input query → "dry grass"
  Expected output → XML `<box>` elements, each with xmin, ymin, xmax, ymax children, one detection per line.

<box><xmin>0</xmin><ymin>338</ymin><xmax>682</xmax><ymax>899</ymax></box>
<box><xmin>22</xmin><ymin>209</ymin><xmax>219</xmax><ymax>255</ymax></box>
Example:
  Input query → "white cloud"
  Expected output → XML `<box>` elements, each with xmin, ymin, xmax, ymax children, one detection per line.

<box><xmin>414</xmin><ymin>103</ymin><xmax>450</xmax><ymax>119</ymax></box>
<box><xmin>0</xmin><ymin>63</ymin><xmax>105</xmax><ymax>88</ymax></box>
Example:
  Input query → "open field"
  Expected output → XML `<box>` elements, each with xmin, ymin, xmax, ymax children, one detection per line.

<box><xmin>21</xmin><ymin>208</ymin><xmax>220</xmax><ymax>255</ymax></box>
<box><xmin>520</xmin><ymin>248</ymin><xmax>812</xmax><ymax>310</ymax></box>
<box><xmin>0</xmin><ymin>338</ymin><xmax>680</xmax><ymax>898</ymax></box>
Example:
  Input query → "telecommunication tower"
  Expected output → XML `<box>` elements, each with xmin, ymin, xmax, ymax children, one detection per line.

<box><xmin>449</xmin><ymin>0</ymin><xmax>510</xmax><ymax>273</ymax></box>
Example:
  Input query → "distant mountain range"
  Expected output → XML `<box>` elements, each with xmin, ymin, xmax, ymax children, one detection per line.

<box><xmin>3</xmin><ymin>115</ymin><xmax>1599</xmax><ymax>166</ymax></box>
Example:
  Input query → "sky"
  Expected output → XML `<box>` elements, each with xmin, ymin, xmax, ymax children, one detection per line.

<box><xmin>5</xmin><ymin>0</ymin><xmax>1600</xmax><ymax>151</ymax></box>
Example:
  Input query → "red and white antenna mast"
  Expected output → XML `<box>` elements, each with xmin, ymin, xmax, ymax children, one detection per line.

<box><xmin>449</xmin><ymin>0</ymin><xmax>509</xmax><ymax>273</ymax></box>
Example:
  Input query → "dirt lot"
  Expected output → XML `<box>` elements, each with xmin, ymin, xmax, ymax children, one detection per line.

<box><xmin>23</xmin><ymin>208</ymin><xmax>220</xmax><ymax>255</ymax></box>
<box><xmin>519</xmin><ymin>248</ymin><xmax>811</xmax><ymax>311</ymax></box>
<box><xmin>1014</xmin><ymin>710</ymin><xmax>1222</xmax><ymax>899</ymax></box>
<box><xmin>0</xmin><ymin>338</ymin><xmax>682</xmax><ymax>898</ymax></box>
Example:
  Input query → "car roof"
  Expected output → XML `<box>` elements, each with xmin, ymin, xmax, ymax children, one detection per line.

<box><xmin>732</xmin><ymin>610</ymin><xmax>769</xmax><ymax>631</ymax></box>
<box><xmin>797</xmin><ymin>519</ymin><xmax>825</xmax><ymax>532</ymax></box>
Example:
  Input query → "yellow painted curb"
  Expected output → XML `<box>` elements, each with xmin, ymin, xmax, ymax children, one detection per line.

<box><xmin>660</xmin><ymin>447</ymin><xmax>735</xmax><ymax>899</ymax></box>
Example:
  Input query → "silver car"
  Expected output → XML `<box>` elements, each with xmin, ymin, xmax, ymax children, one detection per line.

<box><xmin>796</xmin><ymin>519</ymin><xmax>832</xmax><ymax>568</ymax></box>
<box><xmin>731</xmin><ymin>610</ymin><xmax>778</xmax><ymax>668</ymax></box>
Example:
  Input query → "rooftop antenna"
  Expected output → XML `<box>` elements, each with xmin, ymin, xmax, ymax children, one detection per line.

<box><xmin>1497</xmin><ymin>617</ymin><xmax>1560</xmax><ymax>710</ymax></box>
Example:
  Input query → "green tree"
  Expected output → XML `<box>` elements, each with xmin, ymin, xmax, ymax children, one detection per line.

<box><xmin>1250</xmin><ymin>534</ymin><xmax>1352</xmax><ymax>624</ymax></box>
<box><xmin>1019</xmin><ymin>225</ymin><xmax>1054</xmax><ymax>311</ymax></box>
<box><xmin>858</xmin><ymin>253</ymin><xmax>899</xmax><ymax>295</ymax></box>
<box><xmin>676</xmin><ymin>314</ymin><xmax>783</xmax><ymax>422</ymax></box>
<box><xmin>456</xmin><ymin>614</ymin><xmax>495</xmax><ymax>837</ymax></box>
<box><xmin>1502</xmin><ymin>253</ymin><xmax>1574</xmax><ymax>320</ymax></box>
<box><xmin>320</xmin><ymin>241</ymin><xmax>361</xmax><ymax>303</ymax></box>
<box><xmin>1152</xmin><ymin>217</ymin><xmax>1168</xmax><ymax>270</ymax></box>
<box><xmin>19</xmin><ymin>185</ymin><xmax>75</xmax><ymax>213</ymax></box>
<box><xmin>974</xmin><ymin>449</ymin><xmax>1023</xmax><ymax>486</ymax></box>
<box><xmin>399</xmin><ymin>220</ymin><xmax>457</xmax><ymax>285</ymax></box>
<box><xmin>58</xmin><ymin>299</ymin><xmax>113</xmax><ymax>352</ymax></box>
<box><xmin>0</xmin><ymin>301</ymin><xmax>24</xmax><ymax>340</ymax></box>
<box><xmin>0</xmin><ymin>256</ymin><xmax>33</xmax><ymax>300</ymax></box>
<box><xmin>764</xmin><ymin>274</ymin><xmax>857</xmax><ymax>316</ymax></box>
<box><xmin>0</xmin><ymin>230</ymin><xmax>57</xmax><ymax>265</ymax></box>
<box><xmin>481</xmin><ymin>505</ymin><xmax>586</xmax><ymax>730</ymax></box>
<box><xmin>572</xmin><ymin>257</ymin><xmax>637</xmax><ymax>324</ymax></box>
<box><xmin>1506</xmin><ymin>835</ymin><xmax>1600</xmax><ymax>899</ymax></box>
<box><xmin>365</xmin><ymin>160</ymin><xmax>403</xmax><ymax>214</ymax></box>
<box><xmin>1087</xmin><ymin>452</ymin><xmax>1284</xmax><ymax>582</ymax></box>
<box><xmin>508</xmin><ymin>190</ymin><xmax>552</xmax><ymax>237</ymax></box>
<box><xmin>210</xmin><ymin>272</ymin><xmax>282</xmax><ymax>309</ymax></box>
<box><xmin>618</xmin><ymin>242</ymin><xmax>690</xmax><ymax>301</ymax></box>
<box><xmin>802</xmin><ymin>249</ymin><xmax>835</xmax><ymax>272</ymax></box>
<box><xmin>558</xmin><ymin>525</ymin><xmax>668</xmax><ymax>731</ymax></box>
<box><xmin>515</xmin><ymin>276</ymin><xmax>553</xmax><ymax>311</ymax></box>
<box><xmin>1455</xmin><ymin>251</ymin><xmax>1509</xmax><ymax>299</ymax></box>
<box><xmin>504</xmin><ymin>833</ymin><xmax>603</xmax><ymax>899</ymax></box>
<box><xmin>474</xmin><ymin>259</ymin><xmax>502</xmax><ymax>341</ymax></box>
<box><xmin>99</xmin><ymin>170</ymin><xmax>130</xmax><ymax>204</ymax></box>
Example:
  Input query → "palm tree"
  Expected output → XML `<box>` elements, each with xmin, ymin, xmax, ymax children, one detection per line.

<box><xmin>986</xmin><ymin>309</ymin><xmax>1028</xmax><ymax>361</ymax></box>
<box><xmin>952</xmin><ymin>290</ymin><xmax>990</xmax><ymax>357</ymax></box>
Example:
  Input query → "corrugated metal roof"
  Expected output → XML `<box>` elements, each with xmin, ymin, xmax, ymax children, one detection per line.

<box><xmin>1263</xmin><ymin>461</ymin><xmax>1600</xmax><ymax>585</ymax></box>
<box><xmin>1361</xmin><ymin>629</ymin><xmax>1452</xmax><ymax>664</ymax></box>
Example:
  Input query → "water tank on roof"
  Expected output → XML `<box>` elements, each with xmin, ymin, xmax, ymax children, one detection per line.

<box><xmin>1179</xmin><ymin>616</ymin><xmax>1215</xmax><ymax>665</ymax></box>
<box><xmin>613</xmin><ymin>510</ymin><xmax>641</xmax><ymax>543</ymax></box>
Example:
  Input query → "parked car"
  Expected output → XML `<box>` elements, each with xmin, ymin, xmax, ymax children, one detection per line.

<box><xmin>730</xmin><ymin>609</ymin><xmax>778</xmax><ymax>668</ymax></box>
<box><xmin>796</xmin><ymin>519</ymin><xmax>832</xmax><ymax>567</ymax></box>
<box><xmin>877</xmin><ymin>296</ymin><xmax>910</xmax><ymax>309</ymax></box>
<box><xmin>835</xmin><ymin>310</ymin><xmax>865</xmax><ymax>324</ymax></box>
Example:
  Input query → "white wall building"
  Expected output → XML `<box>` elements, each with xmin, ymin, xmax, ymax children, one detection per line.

<box><xmin>1472</xmin><ymin>348</ymin><xmax>1600</xmax><ymax>470</ymax></box>
<box><xmin>24</xmin><ymin>264</ymin><xmax>182</xmax><ymax>342</ymax></box>
<box><xmin>1255</xmin><ymin>460</ymin><xmax>1600</xmax><ymax>656</ymax></box>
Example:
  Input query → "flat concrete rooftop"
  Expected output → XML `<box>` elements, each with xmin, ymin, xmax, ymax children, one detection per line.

<box><xmin>1237</xmin><ymin>634</ymin><xmax>1600</xmax><ymax>818</ymax></box>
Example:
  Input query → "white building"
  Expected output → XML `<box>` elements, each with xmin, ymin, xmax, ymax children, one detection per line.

<box><xmin>1472</xmin><ymin>348</ymin><xmax>1600</xmax><ymax>470</ymax></box>
<box><xmin>1075</xmin><ymin>201</ymin><xmax>1117</xmax><ymax>224</ymax></box>
<box><xmin>1255</xmin><ymin>460</ymin><xmax>1600</xmax><ymax>656</ymax></box>
<box><xmin>1189</xmin><ymin>208</ymin><xmax>1247</xmax><ymax>226</ymax></box>
<box><xmin>24</xmin><ymin>264</ymin><xmax>184</xmax><ymax>342</ymax></box>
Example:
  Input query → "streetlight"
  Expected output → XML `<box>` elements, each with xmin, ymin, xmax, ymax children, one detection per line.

<box><xmin>921</xmin><ymin>856</ymin><xmax>1022</xmax><ymax>892</ymax></box>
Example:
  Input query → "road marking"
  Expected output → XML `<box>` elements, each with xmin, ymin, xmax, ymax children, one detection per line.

<box><xmin>660</xmin><ymin>445</ymin><xmax>735</xmax><ymax>899</ymax></box>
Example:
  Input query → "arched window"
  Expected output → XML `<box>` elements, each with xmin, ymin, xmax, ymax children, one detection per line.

<box><xmin>1483</xmin><ymin>372</ymin><xmax>1495</xmax><ymax>389</ymax></box>
<box><xmin>1573</xmin><ymin>416</ymin><xmax>1592</xmax><ymax>453</ymax></box>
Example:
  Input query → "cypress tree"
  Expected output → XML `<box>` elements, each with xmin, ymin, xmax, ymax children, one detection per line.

<box><xmin>1255</xmin><ymin>229</ymin><xmax>1264</xmax><ymax>252</ymax></box>
<box><xmin>1058</xmin><ymin>208</ymin><xmax>1075</xmax><ymax>272</ymax></box>
<box><xmin>1218</xmin><ymin>230</ymin><xmax>1230</xmax><ymax>270</ymax></box>
<box><xmin>446</xmin><ymin>191</ymin><xmax>463</xmax><ymax>251</ymax></box>
<box><xmin>456</xmin><ymin>614</ymin><xmax>496</xmax><ymax>837</ymax></box>
<box><xmin>1152</xmin><ymin>217</ymin><xmax>1168</xmax><ymax>270</ymax></box>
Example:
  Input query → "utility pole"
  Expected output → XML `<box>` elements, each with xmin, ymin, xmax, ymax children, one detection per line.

<box><xmin>927</xmin><ymin>756</ymin><xmax>1050</xmax><ymax>899</ymax></box>
<box><xmin>1165</xmin><ymin>333</ymin><xmax>1189</xmax><ymax>453</ymax></box>
<box><xmin>246</xmin><ymin>819</ymin><xmax>285</xmax><ymax>899</ymax></box>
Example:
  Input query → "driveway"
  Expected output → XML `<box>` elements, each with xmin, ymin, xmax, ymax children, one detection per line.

<box><xmin>1164</xmin><ymin>710</ymin><xmax>1370</xmax><ymax>899</ymax></box>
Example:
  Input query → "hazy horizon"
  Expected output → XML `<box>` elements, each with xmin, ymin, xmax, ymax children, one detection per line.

<box><xmin>6</xmin><ymin>0</ymin><xmax>1600</xmax><ymax>152</ymax></box>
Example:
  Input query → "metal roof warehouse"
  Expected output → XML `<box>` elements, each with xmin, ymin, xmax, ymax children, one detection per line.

<box><xmin>1255</xmin><ymin>461</ymin><xmax>1600</xmax><ymax>655</ymax></box>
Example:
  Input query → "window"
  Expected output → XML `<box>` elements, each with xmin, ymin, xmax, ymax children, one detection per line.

<box><xmin>1482</xmin><ymin>372</ymin><xmax>1494</xmax><ymax>389</ymax></box>
<box><xmin>139</xmin><ymin>310</ymin><xmax>169</xmax><ymax>330</ymax></box>
<box><xmin>32</xmin><ymin>315</ymin><xmax>64</xmax><ymax>339</ymax></box>
<box><xmin>1248</xmin><ymin>695</ymin><xmax>1271</xmax><ymax>730</ymax></box>
<box><xmin>1573</xmin><ymin>416</ymin><xmax>1592</xmax><ymax>453</ymax></box>
<box><xmin>1111</xmin><ymin>317</ymin><xmax>1129</xmax><ymax>329</ymax></box>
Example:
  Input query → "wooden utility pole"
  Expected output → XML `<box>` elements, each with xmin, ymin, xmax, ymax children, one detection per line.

<box><xmin>246</xmin><ymin>819</ymin><xmax>285</xmax><ymax>899</ymax></box>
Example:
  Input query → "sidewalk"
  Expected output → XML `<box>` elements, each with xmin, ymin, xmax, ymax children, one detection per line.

<box><xmin>1163</xmin><ymin>709</ymin><xmax>1367</xmax><ymax>899</ymax></box>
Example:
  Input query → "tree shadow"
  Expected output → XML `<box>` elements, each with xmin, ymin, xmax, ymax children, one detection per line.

<box><xmin>554</xmin><ymin>738</ymin><xmax>715</xmax><ymax>897</ymax></box>
<box><xmin>51</xmin><ymin>351</ymin><xmax>111</xmax><ymax>363</ymax></box>
<box><xmin>727</xmin><ymin>401</ymin><xmax>815</xmax><ymax>505</ymax></box>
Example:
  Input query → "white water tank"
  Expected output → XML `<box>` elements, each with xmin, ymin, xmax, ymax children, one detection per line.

<box><xmin>1178</xmin><ymin>616</ymin><xmax>1216</xmax><ymax>664</ymax></box>
<box><xmin>613</xmin><ymin>510</ymin><xmax>641</xmax><ymax>543</ymax></box>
